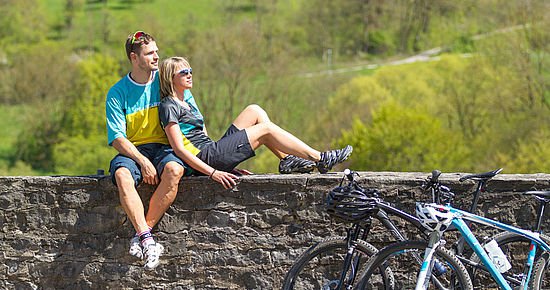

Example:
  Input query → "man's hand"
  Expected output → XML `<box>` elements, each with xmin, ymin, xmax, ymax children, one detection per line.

<box><xmin>140</xmin><ymin>158</ymin><xmax>159</xmax><ymax>185</ymax></box>
<box><xmin>112</xmin><ymin>137</ymin><xmax>159</xmax><ymax>185</ymax></box>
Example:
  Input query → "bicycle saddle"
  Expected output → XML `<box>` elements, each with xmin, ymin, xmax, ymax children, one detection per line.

<box><xmin>524</xmin><ymin>190</ymin><xmax>550</xmax><ymax>202</ymax></box>
<box><xmin>459</xmin><ymin>168</ymin><xmax>503</xmax><ymax>182</ymax></box>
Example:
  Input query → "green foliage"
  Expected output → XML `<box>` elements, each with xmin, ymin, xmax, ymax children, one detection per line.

<box><xmin>1</xmin><ymin>0</ymin><xmax>550</xmax><ymax>175</ymax></box>
<box><xmin>329</xmin><ymin>51</ymin><xmax>550</xmax><ymax>173</ymax></box>
<box><xmin>62</xmin><ymin>54</ymin><xmax>120</xmax><ymax>136</ymax></box>
<box><xmin>14</xmin><ymin>54</ymin><xmax>120</xmax><ymax>172</ymax></box>
<box><xmin>1</xmin><ymin>42</ymin><xmax>78</xmax><ymax>105</ymax></box>
<box><xmin>49</xmin><ymin>54</ymin><xmax>121</xmax><ymax>174</ymax></box>
<box><xmin>500</xmin><ymin>129</ymin><xmax>550</xmax><ymax>173</ymax></box>
<box><xmin>337</xmin><ymin>102</ymin><xmax>471</xmax><ymax>172</ymax></box>
<box><xmin>0</xmin><ymin>0</ymin><xmax>48</xmax><ymax>45</ymax></box>
<box><xmin>0</xmin><ymin>160</ymin><xmax>36</xmax><ymax>176</ymax></box>
<box><xmin>13</xmin><ymin>104</ymin><xmax>64</xmax><ymax>171</ymax></box>
<box><xmin>52</xmin><ymin>134</ymin><xmax>116</xmax><ymax>175</ymax></box>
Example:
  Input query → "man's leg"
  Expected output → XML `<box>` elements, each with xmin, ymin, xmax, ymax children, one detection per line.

<box><xmin>114</xmin><ymin>166</ymin><xmax>150</xmax><ymax>260</ymax></box>
<box><xmin>140</xmin><ymin>161</ymin><xmax>183</xmax><ymax>270</ymax></box>
<box><xmin>115</xmin><ymin>167</ymin><xmax>150</xmax><ymax>234</ymax></box>
<box><xmin>145</xmin><ymin>161</ymin><xmax>184</xmax><ymax>228</ymax></box>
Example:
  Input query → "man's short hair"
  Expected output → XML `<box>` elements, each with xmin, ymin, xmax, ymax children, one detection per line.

<box><xmin>125</xmin><ymin>31</ymin><xmax>155</xmax><ymax>61</ymax></box>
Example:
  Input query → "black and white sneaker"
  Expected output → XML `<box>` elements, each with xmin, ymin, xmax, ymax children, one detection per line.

<box><xmin>317</xmin><ymin>145</ymin><xmax>353</xmax><ymax>174</ymax></box>
<box><xmin>279</xmin><ymin>155</ymin><xmax>316</xmax><ymax>174</ymax></box>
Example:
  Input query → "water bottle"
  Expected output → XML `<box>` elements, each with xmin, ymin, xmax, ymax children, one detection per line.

<box><xmin>432</xmin><ymin>259</ymin><xmax>447</xmax><ymax>277</ymax></box>
<box><xmin>484</xmin><ymin>239</ymin><xmax>512</xmax><ymax>273</ymax></box>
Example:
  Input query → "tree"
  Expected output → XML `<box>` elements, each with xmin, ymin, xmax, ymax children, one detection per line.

<box><xmin>0</xmin><ymin>0</ymin><xmax>47</xmax><ymax>45</ymax></box>
<box><xmin>6</xmin><ymin>42</ymin><xmax>77</xmax><ymax>105</ymax></box>
<box><xmin>52</xmin><ymin>54</ymin><xmax>120</xmax><ymax>174</ymax></box>
<box><xmin>337</xmin><ymin>102</ymin><xmax>471</xmax><ymax>172</ymax></box>
<box><xmin>497</xmin><ymin>129</ymin><xmax>550</xmax><ymax>173</ymax></box>
<box><xmin>15</xmin><ymin>54</ymin><xmax>121</xmax><ymax>173</ymax></box>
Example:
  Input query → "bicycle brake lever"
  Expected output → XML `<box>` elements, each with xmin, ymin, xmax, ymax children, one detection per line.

<box><xmin>343</xmin><ymin>169</ymin><xmax>356</xmax><ymax>183</ymax></box>
<box><xmin>431</xmin><ymin>170</ymin><xmax>442</xmax><ymax>183</ymax></box>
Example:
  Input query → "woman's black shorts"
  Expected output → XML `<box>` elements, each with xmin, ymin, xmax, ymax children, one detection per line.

<box><xmin>197</xmin><ymin>124</ymin><xmax>255</xmax><ymax>172</ymax></box>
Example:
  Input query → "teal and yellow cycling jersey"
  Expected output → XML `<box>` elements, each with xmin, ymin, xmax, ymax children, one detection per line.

<box><xmin>106</xmin><ymin>71</ymin><xmax>168</xmax><ymax>146</ymax></box>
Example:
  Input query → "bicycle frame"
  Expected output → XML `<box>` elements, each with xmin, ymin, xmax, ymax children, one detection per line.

<box><xmin>416</xmin><ymin>203</ymin><xmax>550</xmax><ymax>290</ymax></box>
<box><xmin>331</xmin><ymin>202</ymin><xmax>423</xmax><ymax>290</ymax></box>
<box><xmin>310</xmin><ymin>169</ymin><xmax>502</xmax><ymax>290</ymax></box>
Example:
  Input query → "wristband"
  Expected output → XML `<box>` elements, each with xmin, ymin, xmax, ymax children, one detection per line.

<box><xmin>209</xmin><ymin>169</ymin><xmax>217</xmax><ymax>179</ymax></box>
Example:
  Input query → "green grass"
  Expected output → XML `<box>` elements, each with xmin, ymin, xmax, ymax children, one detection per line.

<box><xmin>40</xmin><ymin>0</ymin><xmax>221</xmax><ymax>50</ymax></box>
<box><xmin>42</xmin><ymin>0</ymin><xmax>304</xmax><ymax>54</ymax></box>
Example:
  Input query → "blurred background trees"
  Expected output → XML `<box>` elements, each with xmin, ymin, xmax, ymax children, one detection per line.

<box><xmin>0</xmin><ymin>0</ymin><xmax>548</xmax><ymax>175</ymax></box>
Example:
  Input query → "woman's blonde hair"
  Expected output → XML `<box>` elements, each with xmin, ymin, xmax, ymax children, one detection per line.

<box><xmin>159</xmin><ymin>56</ymin><xmax>191</xmax><ymax>99</ymax></box>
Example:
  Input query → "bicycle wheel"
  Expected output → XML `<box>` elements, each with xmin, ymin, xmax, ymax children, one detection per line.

<box><xmin>469</xmin><ymin>232</ymin><xmax>550</xmax><ymax>289</ymax></box>
<box><xmin>355</xmin><ymin>240</ymin><xmax>473</xmax><ymax>290</ymax></box>
<box><xmin>530</xmin><ymin>251</ymin><xmax>550</xmax><ymax>289</ymax></box>
<box><xmin>526</xmin><ymin>234</ymin><xmax>550</xmax><ymax>290</ymax></box>
<box><xmin>282</xmin><ymin>237</ymin><xmax>394</xmax><ymax>290</ymax></box>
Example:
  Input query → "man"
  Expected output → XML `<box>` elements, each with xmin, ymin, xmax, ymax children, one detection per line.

<box><xmin>106</xmin><ymin>31</ymin><xmax>188</xmax><ymax>270</ymax></box>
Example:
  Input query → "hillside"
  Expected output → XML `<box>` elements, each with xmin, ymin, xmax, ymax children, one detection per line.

<box><xmin>0</xmin><ymin>0</ymin><xmax>548</xmax><ymax>175</ymax></box>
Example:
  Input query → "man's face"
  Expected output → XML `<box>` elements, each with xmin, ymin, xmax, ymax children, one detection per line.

<box><xmin>134</xmin><ymin>41</ymin><xmax>159</xmax><ymax>72</ymax></box>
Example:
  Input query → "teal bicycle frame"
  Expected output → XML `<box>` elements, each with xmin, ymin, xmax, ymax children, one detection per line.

<box><xmin>416</xmin><ymin>203</ymin><xmax>550</xmax><ymax>290</ymax></box>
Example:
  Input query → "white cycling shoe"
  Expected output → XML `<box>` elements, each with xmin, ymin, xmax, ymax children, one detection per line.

<box><xmin>143</xmin><ymin>242</ymin><xmax>164</xmax><ymax>270</ymax></box>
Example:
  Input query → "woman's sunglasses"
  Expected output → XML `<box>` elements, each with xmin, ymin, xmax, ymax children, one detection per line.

<box><xmin>178</xmin><ymin>68</ymin><xmax>193</xmax><ymax>76</ymax></box>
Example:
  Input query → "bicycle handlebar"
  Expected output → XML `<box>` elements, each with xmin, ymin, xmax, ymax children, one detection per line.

<box><xmin>422</xmin><ymin>169</ymin><xmax>455</xmax><ymax>204</ymax></box>
<box><xmin>340</xmin><ymin>169</ymin><xmax>379</xmax><ymax>198</ymax></box>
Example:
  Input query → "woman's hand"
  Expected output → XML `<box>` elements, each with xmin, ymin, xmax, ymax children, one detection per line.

<box><xmin>210</xmin><ymin>170</ymin><xmax>239</xmax><ymax>189</ymax></box>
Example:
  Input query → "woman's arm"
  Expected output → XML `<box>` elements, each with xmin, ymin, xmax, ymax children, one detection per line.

<box><xmin>165</xmin><ymin>123</ymin><xmax>238</xmax><ymax>189</ymax></box>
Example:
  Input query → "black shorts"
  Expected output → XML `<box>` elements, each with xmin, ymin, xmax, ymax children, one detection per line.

<box><xmin>197</xmin><ymin>124</ymin><xmax>255</xmax><ymax>172</ymax></box>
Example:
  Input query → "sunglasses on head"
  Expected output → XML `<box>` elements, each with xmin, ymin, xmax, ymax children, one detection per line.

<box><xmin>178</xmin><ymin>68</ymin><xmax>193</xmax><ymax>76</ymax></box>
<box><xmin>130</xmin><ymin>31</ymin><xmax>146</xmax><ymax>45</ymax></box>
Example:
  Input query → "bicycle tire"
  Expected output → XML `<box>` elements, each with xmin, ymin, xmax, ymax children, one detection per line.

<box><xmin>526</xmin><ymin>234</ymin><xmax>550</xmax><ymax>290</ymax></box>
<box><xmin>530</xmin><ymin>252</ymin><xmax>550</xmax><ymax>289</ymax></box>
<box><xmin>282</xmin><ymin>237</ymin><xmax>394</xmax><ymax>290</ymax></box>
<box><xmin>355</xmin><ymin>240</ymin><xmax>473</xmax><ymax>290</ymax></box>
<box><xmin>469</xmin><ymin>232</ymin><xmax>550</xmax><ymax>289</ymax></box>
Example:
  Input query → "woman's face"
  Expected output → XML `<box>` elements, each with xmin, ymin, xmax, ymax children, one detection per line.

<box><xmin>173</xmin><ymin>64</ymin><xmax>193</xmax><ymax>91</ymax></box>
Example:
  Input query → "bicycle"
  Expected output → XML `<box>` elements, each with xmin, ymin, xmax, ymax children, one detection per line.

<box><xmin>355</xmin><ymin>183</ymin><xmax>550</xmax><ymax>289</ymax></box>
<box><xmin>282</xmin><ymin>169</ymin><xmax>500</xmax><ymax>290</ymax></box>
<box><xmin>467</xmin><ymin>190</ymin><xmax>550</xmax><ymax>288</ymax></box>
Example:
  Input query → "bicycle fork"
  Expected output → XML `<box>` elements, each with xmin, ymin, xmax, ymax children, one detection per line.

<box><xmin>416</xmin><ymin>231</ymin><xmax>443</xmax><ymax>290</ymax></box>
<box><xmin>335</xmin><ymin>224</ymin><xmax>371</xmax><ymax>290</ymax></box>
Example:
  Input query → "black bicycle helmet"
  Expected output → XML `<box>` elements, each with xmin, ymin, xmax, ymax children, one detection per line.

<box><xmin>325</xmin><ymin>184</ymin><xmax>379</xmax><ymax>223</ymax></box>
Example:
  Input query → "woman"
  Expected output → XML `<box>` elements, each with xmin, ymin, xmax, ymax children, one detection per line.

<box><xmin>158</xmin><ymin>56</ymin><xmax>352</xmax><ymax>187</ymax></box>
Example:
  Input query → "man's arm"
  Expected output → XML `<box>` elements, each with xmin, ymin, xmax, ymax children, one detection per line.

<box><xmin>112</xmin><ymin>137</ymin><xmax>159</xmax><ymax>185</ymax></box>
<box><xmin>106</xmin><ymin>87</ymin><xmax>158</xmax><ymax>184</ymax></box>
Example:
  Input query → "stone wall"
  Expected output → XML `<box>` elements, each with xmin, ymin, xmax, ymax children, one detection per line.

<box><xmin>1</xmin><ymin>171</ymin><xmax>549</xmax><ymax>289</ymax></box>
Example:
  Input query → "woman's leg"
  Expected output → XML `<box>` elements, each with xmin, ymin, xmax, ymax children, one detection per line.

<box><xmin>232</xmin><ymin>104</ymin><xmax>286</xmax><ymax>159</ymax></box>
<box><xmin>234</xmin><ymin>104</ymin><xmax>353</xmax><ymax>173</ymax></box>
<box><xmin>244</xmin><ymin>122</ymin><xmax>321</xmax><ymax>161</ymax></box>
